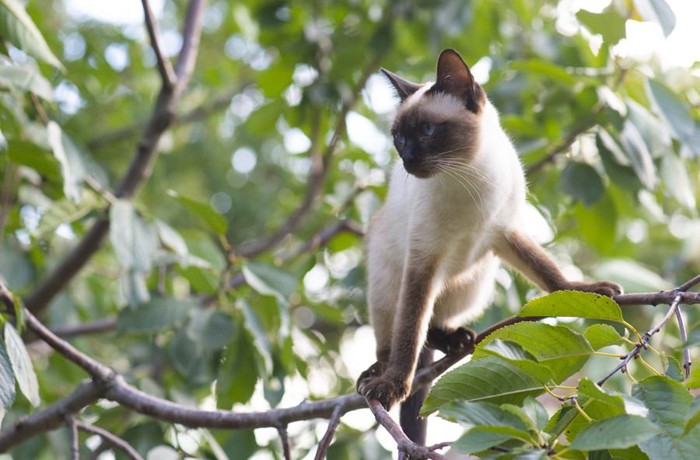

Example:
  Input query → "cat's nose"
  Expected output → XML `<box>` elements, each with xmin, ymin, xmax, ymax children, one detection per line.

<box><xmin>399</xmin><ymin>140</ymin><xmax>417</xmax><ymax>162</ymax></box>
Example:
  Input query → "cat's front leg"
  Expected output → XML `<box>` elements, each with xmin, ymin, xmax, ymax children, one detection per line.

<box><xmin>357</xmin><ymin>260</ymin><xmax>437</xmax><ymax>409</ymax></box>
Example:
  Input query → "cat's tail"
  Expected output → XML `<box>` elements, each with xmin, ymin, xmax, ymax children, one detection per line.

<box><xmin>399</xmin><ymin>346</ymin><xmax>433</xmax><ymax>445</ymax></box>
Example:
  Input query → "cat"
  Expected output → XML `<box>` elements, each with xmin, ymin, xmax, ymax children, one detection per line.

<box><xmin>356</xmin><ymin>49</ymin><xmax>621</xmax><ymax>442</ymax></box>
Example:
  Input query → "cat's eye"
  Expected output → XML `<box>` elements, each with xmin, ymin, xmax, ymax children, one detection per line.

<box><xmin>394</xmin><ymin>133</ymin><xmax>406</xmax><ymax>146</ymax></box>
<box><xmin>421</xmin><ymin>122</ymin><xmax>436</xmax><ymax>136</ymax></box>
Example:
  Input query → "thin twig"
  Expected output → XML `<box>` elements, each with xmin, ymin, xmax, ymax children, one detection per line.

<box><xmin>50</xmin><ymin>318</ymin><xmax>117</xmax><ymax>338</ymax></box>
<box><xmin>277</xmin><ymin>425</ymin><xmax>292</xmax><ymax>460</ymax></box>
<box><xmin>66</xmin><ymin>415</ymin><xmax>80</xmax><ymax>460</ymax></box>
<box><xmin>75</xmin><ymin>420</ymin><xmax>144</xmax><ymax>460</ymax></box>
<box><xmin>598</xmin><ymin>294</ymin><xmax>683</xmax><ymax>385</ymax></box>
<box><xmin>314</xmin><ymin>404</ymin><xmax>344</xmax><ymax>460</ymax></box>
<box><xmin>141</xmin><ymin>0</ymin><xmax>176</xmax><ymax>88</ymax></box>
<box><xmin>678</xmin><ymin>274</ymin><xmax>700</xmax><ymax>292</ymax></box>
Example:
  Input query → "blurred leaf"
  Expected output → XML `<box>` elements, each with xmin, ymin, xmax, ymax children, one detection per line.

<box><xmin>240</xmin><ymin>299</ymin><xmax>273</xmax><ymax>375</ymax></box>
<box><xmin>36</xmin><ymin>191</ymin><xmax>102</xmax><ymax>238</ymax></box>
<box><xmin>560</xmin><ymin>162</ymin><xmax>605</xmax><ymax>206</ymax></box>
<box><xmin>519</xmin><ymin>291</ymin><xmax>623</xmax><ymax>323</ymax></box>
<box><xmin>648</xmin><ymin>80</ymin><xmax>700</xmax><ymax>157</ymax></box>
<box><xmin>117</xmin><ymin>297</ymin><xmax>193</xmax><ymax>333</ymax></box>
<box><xmin>0</xmin><ymin>65</ymin><xmax>53</xmax><ymax>100</ymax></box>
<box><xmin>156</xmin><ymin>220</ymin><xmax>188</xmax><ymax>257</ymax></box>
<box><xmin>571</xmin><ymin>414</ymin><xmax>661</xmax><ymax>450</ymax></box>
<box><xmin>511</xmin><ymin>60</ymin><xmax>577</xmax><ymax>85</ymax></box>
<box><xmin>242</xmin><ymin>262</ymin><xmax>297</xmax><ymax>304</ymax></box>
<box><xmin>661</xmin><ymin>153</ymin><xmax>696</xmax><ymax>210</ymax></box>
<box><xmin>522</xmin><ymin>396</ymin><xmax>549</xmax><ymax>431</ymax></box>
<box><xmin>423</xmin><ymin>357</ymin><xmax>545</xmax><ymax>414</ymax></box>
<box><xmin>620</xmin><ymin>121</ymin><xmax>657</xmax><ymax>190</ymax></box>
<box><xmin>576</xmin><ymin>7</ymin><xmax>626</xmax><ymax>45</ymax></box>
<box><xmin>4</xmin><ymin>322</ymin><xmax>39</xmax><ymax>407</ymax></box>
<box><xmin>168</xmin><ymin>191</ymin><xmax>228</xmax><ymax>235</ymax></box>
<box><xmin>584</xmin><ymin>324</ymin><xmax>623</xmax><ymax>349</ymax></box>
<box><xmin>633</xmin><ymin>376</ymin><xmax>700</xmax><ymax>459</ymax></box>
<box><xmin>0</xmin><ymin>342</ymin><xmax>16</xmax><ymax>425</ymax></box>
<box><xmin>119</xmin><ymin>271</ymin><xmax>151</xmax><ymax>308</ymax></box>
<box><xmin>627</xmin><ymin>99</ymin><xmax>672</xmax><ymax>158</ymax></box>
<box><xmin>574</xmin><ymin>195</ymin><xmax>618</xmax><ymax>253</ymax></box>
<box><xmin>450</xmin><ymin>427</ymin><xmax>517</xmax><ymax>455</ymax></box>
<box><xmin>594</xmin><ymin>260</ymin><xmax>673</xmax><ymax>293</ymax></box>
<box><xmin>109</xmin><ymin>200</ymin><xmax>158</xmax><ymax>273</ymax></box>
<box><xmin>684</xmin><ymin>397</ymin><xmax>700</xmax><ymax>435</ymax></box>
<box><xmin>6</xmin><ymin>139</ymin><xmax>60</xmax><ymax>179</ymax></box>
<box><xmin>634</xmin><ymin>0</ymin><xmax>676</xmax><ymax>36</ymax></box>
<box><xmin>187</xmin><ymin>309</ymin><xmax>234</xmax><ymax>351</ymax></box>
<box><xmin>48</xmin><ymin>122</ymin><xmax>87</xmax><ymax>201</ymax></box>
<box><xmin>217</xmin><ymin>319</ymin><xmax>258</xmax><ymax>408</ymax></box>
<box><xmin>0</xmin><ymin>0</ymin><xmax>64</xmax><ymax>69</ymax></box>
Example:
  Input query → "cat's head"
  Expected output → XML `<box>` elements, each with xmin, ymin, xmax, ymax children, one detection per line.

<box><xmin>383</xmin><ymin>49</ymin><xmax>486</xmax><ymax>178</ymax></box>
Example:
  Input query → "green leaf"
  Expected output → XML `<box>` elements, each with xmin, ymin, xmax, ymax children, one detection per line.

<box><xmin>510</xmin><ymin>60</ymin><xmax>577</xmax><ymax>85</ymax></box>
<box><xmin>661</xmin><ymin>153</ymin><xmax>696</xmax><ymax>210</ymax></box>
<box><xmin>216</xmin><ymin>321</ymin><xmax>258</xmax><ymax>408</ymax></box>
<box><xmin>0</xmin><ymin>342</ymin><xmax>16</xmax><ymax>425</ymax></box>
<box><xmin>6</xmin><ymin>139</ymin><xmax>60</xmax><ymax>180</ymax></box>
<box><xmin>0</xmin><ymin>65</ymin><xmax>54</xmax><ymax>100</ymax></box>
<box><xmin>440</xmin><ymin>401</ymin><xmax>531</xmax><ymax>432</ymax></box>
<box><xmin>574</xmin><ymin>196</ymin><xmax>618</xmax><ymax>253</ymax></box>
<box><xmin>561</xmin><ymin>162</ymin><xmax>605</xmax><ymax>206</ymax></box>
<box><xmin>48</xmin><ymin>122</ymin><xmax>88</xmax><ymax>202</ymax></box>
<box><xmin>594</xmin><ymin>260</ymin><xmax>673</xmax><ymax>293</ymax></box>
<box><xmin>522</xmin><ymin>396</ymin><xmax>549</xmax><ymax>431</ymax></box>
<box><xmin>576</xmin><ymin>7</ymin><xmax>627</xmax><ymax>45</ymax></box>
<box><xmin>242</xmin><ymin>262</ymin><xmax>297</xmax><ymax>304</ymax></box>
<box><xmin>584</xmin><ymin>324</ymin><xmax>623</xmax><ymax>349</ymax></box>
<box><xmin>633</xmin><ymin>376</ymin><xmax>700</xmax><ymax>459</ymax></box>
<box><xmin>156</xmin><ymin>220</ymin><xmax>189</xmax><ymax>257</ymax></box>
<box><xmin>117</xmin><ymin>297</ymin><xmax>193</xmax><ymax>333</ymax></box>
<box><xmin>168</xmin><ymin>191</ymin><xmax>228</xmax><ymax>235</ymax></box>
<box><xmin>240</xmin><ymin>300</ymin><xmax>273</xmax><ymax>375</ymax></box>
<box><xmin>684</xmin><ymin>397</ymin><xmax>700</xmax><ymax>435</ymax></box>
<box><xmin>519</xmin><ymin>291</ymin><xmax>624</xmax><ymax>323</ymax></box>
<box><xmin>570</xmin><ymin>415</ymin><xmax>661</xmax><ymax>450</ymax></box>
<box><xmin>634</xmin><ymin>0</ymin><xmax>676</xmax><ymax>37</ymax></box>
<box><xmin>451</xmin><ymin>428</ymin><xmax>517</xmax><ymax>455</ymax></box>
<box><xmin>4</xmin><ymin>322</ymin><xmax>39</xmax><ymax>407</ymax></box>
<box><xmin>36</xmin><ymin>191</ymin><xmax>103</xmax><ymax>238</ymax></box>
<box><xmin>423</xmin><ymin>357</ymin><xmax>545</xmax><ymax>414</ymax></box>
<box><xmin>186</xmin><ymin>309</ymin><xmax>234</xmax><ymax>352</ymax></box>
<box><xmin>109</xmin><ymin>200</ymin><xmax>158</xmax><ymax>273</ymax></box>
<box><xmin>627</xmin><ymin>99</ymin><xmax>672</xmax><ymax>159</ymax></box>
<box><xmin>648</xmin><ymin>80</ymin><xmax>700</xmax><ymax>157</ymax></box>
<box><xmin>478</xmin><ymin>322</ymin><xmax>593</xmax><ymax>383</ymax></box>
<box><xmin>0</xmin><ymin>0</ymin><xmax>64</xmax><ymax>69</ymax></box>
<box><xmin>620</xmin><ymin>121</ymin><xmax>657</xmax><ymax>189</ymax></box>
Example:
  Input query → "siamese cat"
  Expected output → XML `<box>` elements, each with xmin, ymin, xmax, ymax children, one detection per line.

<box><xmin>357</xmin><ymin>49</ymin><xmax>621</xmax><ymax>422</ymax></box>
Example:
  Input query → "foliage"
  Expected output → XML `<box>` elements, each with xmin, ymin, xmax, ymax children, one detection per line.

<box><xmin>0</xmin><ymin>0</ymin><xmax>698</xmax><ymax>458</ymax></box>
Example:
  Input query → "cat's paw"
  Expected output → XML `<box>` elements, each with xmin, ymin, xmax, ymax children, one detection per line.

<box><xmin>568</xmin><ymin>280</ymin><xmax>623</xmax><ymax>298</ymax></box>
<box><xmin>427</xmin><ymin>326</ymin><xmax>476</xmax><ymax>355</ymax></box>
<box><xmin>357</xmin><ymin>373</ymin><xmax>409</xmax><ymax>410</ymax></box>
<box><xmin>356</xmin><ymin>362</ymin><xmax>384</xmax><ymax>392</ymax></box>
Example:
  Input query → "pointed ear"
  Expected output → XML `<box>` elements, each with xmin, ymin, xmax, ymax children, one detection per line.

<box><xmin>433</xmin><ymin>49</ymin><xmax>484</xmax><ymax>113</ymax></box>
<box><xmin>381</xmin><ymin>68</ymin><xmax>421</xmax><ymax>102</ymax></box>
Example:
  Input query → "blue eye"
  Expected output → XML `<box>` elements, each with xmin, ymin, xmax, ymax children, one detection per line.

<box><xmin>422</xmin><ymin>122</ymin><xmax>435</xmax><ymax>136</ymax></box>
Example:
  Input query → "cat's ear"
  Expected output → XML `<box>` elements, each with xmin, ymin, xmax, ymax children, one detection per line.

<box><xmin>434</xmin><ymin>49</ymin><xmax>484</xmax><ymax>113</ymax></box>
<box><xmin>381</xmin><ymin>68</ymin><xmax>421</xmax><ymax>102</ymax></box>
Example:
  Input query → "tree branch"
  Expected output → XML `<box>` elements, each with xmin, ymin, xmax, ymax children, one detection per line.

<box><xmin>141</xmin><ymin>0</ymin><xmax>176</xmax><ymax>88</ymax></box>
<box><xmin>24</xmin><ymin>0</ymin><xmax>208</xmax><ymax>316</ymax></box>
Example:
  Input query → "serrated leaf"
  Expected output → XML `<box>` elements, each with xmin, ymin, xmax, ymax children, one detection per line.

<box><xmin>0</xmin><ymin>0</ymin><xmax>64</xmax><ymax>69</ymax></box>
<box><xmin>216</xmin><ymin>320</ymin><xmax>258</xmax><ymax>408</ymax></box>
<box><xmin>571</xmin><ymin>414</ymin><xmax>661</xmax><ymax>450</ymax></box>
<box><xmin>48</xmin><ymin>122</ymin><xmax>88</xmax><ymax>201</ymax></box>
<box><xmin>633</xmin><ymin>376</ymin><xmax>700</xmax><ymax>459</ymax></box>
<box><xmin>423</xmin><ymin>358</ymin><xmax>545</xmax><ymax>414</ymax></box>
<box><xmin>576</xmin><ymin>8</ymin><xmax>626</xmax><ymax>45</ymax></box>
<box><xmin>0</xmin><ymin>65</ymin><xmax>54</xmax><ymax>100</ymax></box>
<box><xmin>4</xmin><ymin>322</ymin><xmax>39</xmax><ymax>407</ymax></box>
<box><xmin>110</xmin><ymin>200</ymin><xmax>158</xmax><ymax>273</ymax></box>
<box><xmin>0</xmin><ymin>342</ymin><xmax>17</xmax><ymax>425</ymax></box>
<box><xmin>168</xmin><ymin>191</ymin><xmax>228</xmax><ymax>235</ymax></box>
<box><xmin>440</xmin><ymin>401</ymin><xmax>531</xmax><ymax>432</ymax></box>
<box><xmin>451</xmin><ymin>428</ymin><xmax>517</xmax><ymax>455</ymax></box>
<box><xmin>620</xmin><ymin>121</ymin><xmax>657</xmax><ymax>189</ymax></box>
<box><xmin>117</xmin><ymin>297</ymin><xmax>193</xmax><ymax>333</ymax></box>
<box><xmin>519</xmin><ymin>291</ymin><xmax>623</xmax><ymax>322</ymax></box>
<box><xmin>561</xmin><ymin>162</ymin><xmax>605</xmax><ymax>206</ymax></box>
<box><xmin>584</xmin><ymin>324</ymin><xmax>624</xmax><ymax>349</ymax></box>
<box><xmin>478</xmin><ymin>322</ymin><xmax>593</xmax><ymax>383</ymax></box>
<box><xmin>634</xmin><ymin>0</ymin><xmax>676</xmax><ymax>37</ymax></box>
